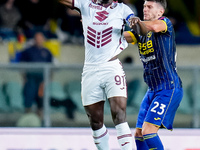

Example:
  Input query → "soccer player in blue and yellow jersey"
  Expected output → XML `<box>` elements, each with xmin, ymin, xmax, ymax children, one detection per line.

<box><xmin>124</xmin><ymin>0</ymin><xmax>183</xmax><ymax>149</ymax></box>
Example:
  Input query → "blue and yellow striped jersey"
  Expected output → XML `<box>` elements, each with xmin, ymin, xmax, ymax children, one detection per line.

<box><xmin>129</xmin><ymin>16</ymin><xmax>182</xmax><ymax>91</ymax></box>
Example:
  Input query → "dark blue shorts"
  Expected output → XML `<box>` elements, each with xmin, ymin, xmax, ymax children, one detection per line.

<box><xmin>136</xmin><ymin>88</ymin><xmax>183</xmax><ymax>130</ymax></box>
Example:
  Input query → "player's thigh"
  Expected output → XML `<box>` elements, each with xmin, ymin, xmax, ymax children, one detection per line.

<box><xmin>166</xmin><ymin>88</ymin><xmax>183</xmax><ymax>113</ymax></box>
<box><xmin>81</xmin><ymin>67</ymin><xmax>106</xmax><ymax>106</ymax></box>
<box><xmin>145</xmin><ymin>88</ymin><xmax>183</xmax><ymax>129</ymax></box>
<box><xmin>136</xmin><ymin>90</ymin><xmax>153</xmax><ymax>128</ymax></box>
<box><xmin>161</xmin><ymin>88</ymin><xmax>183</xmax><ymax>129</ymax></box>
<box><xmin>105</xmin><ymin>60</ymin><xmax>127</xmax><ymax>99</ymax></box>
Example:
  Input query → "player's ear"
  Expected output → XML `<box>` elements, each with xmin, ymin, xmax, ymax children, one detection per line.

<box><xmin>158</xmin><ymin>8</ymin><xmax>164</xmax><ymax>17</ymax></box>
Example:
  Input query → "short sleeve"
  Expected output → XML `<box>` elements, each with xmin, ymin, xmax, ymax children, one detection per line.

<box><xmin>123</xmin><ymin>4</ymin><xmax>135</xmax><ymax>25</ymax></box>
<box><xmin>159</xmin><ymin>17</ymin><xmax>173</xmax><ymax>34</ymax></box>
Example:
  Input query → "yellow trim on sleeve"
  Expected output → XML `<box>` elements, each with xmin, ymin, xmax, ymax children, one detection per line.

<box><xmin>161</xmin><ymin>20</ymin><xmax>167</xmax><ymax>33</ymax></box>
<box><xmin>127</xmin><ymin>31</ymin><xmax>137</xmax><ymax>45</ymax></box>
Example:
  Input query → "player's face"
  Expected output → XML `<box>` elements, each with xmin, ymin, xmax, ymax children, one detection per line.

<box><xmin>143</xmin><ymin>1</ymin><xmax>162</xmax><ymax>21</ymax></box>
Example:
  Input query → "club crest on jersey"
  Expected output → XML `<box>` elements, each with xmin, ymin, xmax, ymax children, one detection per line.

<box><xmin>87</xmin><ymin>26</ymin><xmax>112</xmax><ymax>48</ymax></box>
<box><xmin>147</xmin><ymin>31</ymin><xmax>152</xmax><ymax>38</ymax></box>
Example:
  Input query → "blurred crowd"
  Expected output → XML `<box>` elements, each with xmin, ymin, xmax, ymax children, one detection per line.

<box><xmin>0</xmin><ymin>0</ymin><xmax>83</xmax><ymax>44</ymax></box>
<box><xmin>0</xmin><ymin>0</ymin><xmax>199</xmax><ymax>45</ymax></box>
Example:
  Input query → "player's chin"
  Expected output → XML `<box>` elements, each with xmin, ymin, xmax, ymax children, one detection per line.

<box><xmin>143</xmin><ymin>16</ymin><xmax>149</xmax><ymax>21</ymax></box>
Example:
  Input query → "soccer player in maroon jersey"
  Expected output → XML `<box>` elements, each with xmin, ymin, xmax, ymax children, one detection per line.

<box><xmin>59</xmin><ymin>0</ymin><xmax>136</xmax><ymax>149</ymax></box>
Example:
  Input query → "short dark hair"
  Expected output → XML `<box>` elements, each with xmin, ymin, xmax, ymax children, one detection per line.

<box><xmin>144</xmin><ymin>0</ymin><xmax>167</xmax><ymax>10</ymax></box>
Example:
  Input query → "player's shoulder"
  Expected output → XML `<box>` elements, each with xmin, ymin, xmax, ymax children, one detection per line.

<box><xmin>117</xmin><ymin>2</ymin><xmax>130</xmax><ymax>8</ymax></box>
<box><xmin>114</xmin><ymin>2</ymin><xmax>134</xmax><ymax>16</ymax></box>
<box><xmin>75</xmin><ymin>0</ymin><xmax>91</xmax><ymax>6</ymax></box>
<box><xmin>158</xmin><ymin>16</ymin><xmax>172</xmax><ymax>24</ymax></box>
<box><xmin>158</xmin><ymin>16</ymin><xmax>173</xmax><ymax>31</ymax></box>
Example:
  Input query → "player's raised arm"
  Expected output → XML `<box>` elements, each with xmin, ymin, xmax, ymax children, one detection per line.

<box><xmin>59</xmin><ymin>0</ymin><xmax>73</xmax><ymax>8</ymax></box>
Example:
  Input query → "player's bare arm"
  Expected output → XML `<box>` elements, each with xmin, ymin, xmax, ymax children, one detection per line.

<box><xmin>129</xmin><ymin>17</ymin><xmax>166</xmax><ymax>33</ymax></box>
<box><xmin>59</xmin><ymin>0</ymin><xmax>73</xmax><ymax>8</ymax></box>
<box><xmin>125</xmin><ymin>17</ymin><xmax>166</xmax><ymax>44</ymax></box>
<box><xmin>124</xmin><ymin>31</ymin><xmax>134</xmax><ymax>43</ymax></box>
<box><xmin>142</xmin><ymin>19</ymin><xmax>167</xmax><ymax>33</ymax></box>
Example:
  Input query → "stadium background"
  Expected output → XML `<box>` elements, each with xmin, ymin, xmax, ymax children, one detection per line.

<box><xmin>0</xmin><ymin>0</ymin><xmax>199</xmax><ymax>149</ymax></box>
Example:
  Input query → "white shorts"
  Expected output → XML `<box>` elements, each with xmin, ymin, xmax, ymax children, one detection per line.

<box><xmin>81</xmin><ymin>59</ymin><xmax>127</xmax><ymax>106</ymax></box>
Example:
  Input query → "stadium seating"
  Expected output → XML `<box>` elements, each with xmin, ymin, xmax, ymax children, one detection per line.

<box><xmin>64</xmin><ymin>80</ymin><xmax>84</xmax><ymax>113</ymax></box>
<box><xmin>0</xmin><ymin>81</ymin><xmax>9</xmax><ymax>112</ymax></box>
<box><xmin>4</xmin><ymin>81</ymin><xmax>24</xmax><ymax>112</ymax></box>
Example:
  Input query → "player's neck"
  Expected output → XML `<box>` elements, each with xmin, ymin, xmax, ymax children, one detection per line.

<box><xmin>95</xmin><ymin>0</ymin><xmax>112</xmax><ymax>7</ymax></box>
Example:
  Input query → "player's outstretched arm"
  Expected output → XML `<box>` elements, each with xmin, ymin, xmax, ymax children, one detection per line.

<box><xmin>129</xmin><ymin>17</ymin><xmax>166</xmax><ymax>33</ymax></box>
<box><xmin>59</xmin><ymin>0</ymin><xmax>73</xmax><ymax>8</ymax></box>
<box><xmin>142</xmin><ymin>20</ymin><xmax>166</xmax><ymax>33</ymax></box>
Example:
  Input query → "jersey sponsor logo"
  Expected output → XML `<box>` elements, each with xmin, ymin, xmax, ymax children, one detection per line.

<box><xmin>147</xmin><ymin>31</ymin><xmax>152</xmax><ymax>38</ymax></box>
<box><xmin>154</xmin><ymin>117</ymin><xmax>161</xmax><ymax>121</ymax></box>
<box><xmin>93</xmin><ymin>22</ymin><xmax>108</xmax><ymax>25</ymax></box>
<box><xmin>140</xmin><ymin>55</ymin><xmax>156</xmax><ymax>62</ymax></box>
<box><xmin>95</xmin><ymin>11</ymin><xmax>109</xmax><ymax>22</ymax></box>
<box><xmin>138</xmin><ymin>40</ymin><xmax>154</xmax><ymax>55</ymax></box>
<box><xmin>89</xmin><ymin>3</ymin><xmax>103</xmax><ymax>10</ymax></box>
<box><xmin>87</xmin><ymin>26</ymin><xmax>112</xmax><ymax>48</ymax></box>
